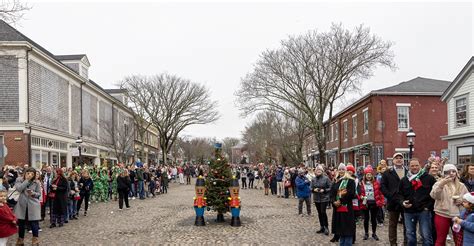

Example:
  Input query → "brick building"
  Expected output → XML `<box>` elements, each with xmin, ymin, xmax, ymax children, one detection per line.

<box><xmin>0</xmin><ymin>20</ymin><xmax>158</xmax><ymax>168</ymax></box>
<box><xmin>303</xmin><ymin>77</ymin><xmax>450</xmax><ymax>168</ymax></box>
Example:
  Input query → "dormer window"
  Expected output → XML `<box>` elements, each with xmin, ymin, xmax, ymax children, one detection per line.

<box><xmin>55</xmin><ymin>54</ymin><xmax>90</xmax><ymax>80</ymax></box>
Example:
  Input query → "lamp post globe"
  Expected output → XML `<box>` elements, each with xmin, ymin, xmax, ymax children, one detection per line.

<box><xmin>406</xmin><ymin>128</ymin><xmax>416</xmax><ymax>160</ymax></box>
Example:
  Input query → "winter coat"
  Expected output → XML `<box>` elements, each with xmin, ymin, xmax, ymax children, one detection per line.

<box><xmin>330</xmin><ymin>178</ymin><xmax>356</xmax><ymax>237</ymax></box>
<box><xmin>52</xmin><ymin>176</ymin><xmax>68</xmax><ymax>216</ymax></box>
<box><xmin>161</xmin><ymin>172</ymin><xmax>169</xmax><ymax>186</ymax></box>
<box><xmin>68</xmin><ymin>180</ymin><xmax>78</xmax><ymax>200</ymax></box>
<box><xmin>117</xmin><ymin>176</ymin><xmax>131</xmax><ymax>191</ymax></box>
<box><xmin>129</xmin><ymin>170</ymin><xmax>136</xmax><ymax>182</ymax></box>
<box><xmin>0</xmin><ymin>205</ymin><xmax>17</xmax><ymax>238</ymax></box>
<box><xmin>13</xmin><ymin>177</ymin><xmax>41</xmax><ymax>221</ymax></box>
<box><xmin>359</xmin><ymin>180</ymin><xmax>385</xmax><ymax>209</ymax></box>
<box><xmin>295</xmin><ymin>175</ymin><xmax>311</xmax><ymax>198</ymax></box>
<box><xmin>460</xmin><ymin>209</ymin><xmax>474</xmax><ymax>246</ymax></box>
<box><xmin>381</xmin><ymin>167</ymin><xmax>407</xmax><ymax>211</ymax></box>
<box><xmin>460</xmin><ymin>177</ymin><xmax>474</xmax><ymax>192</ymax></box>
<box><xmin>398</xmin><ymin>172</ymin><xmax>436</xmax><ymax>213</ymax></box>
<box><xmin>310</xmin><ymin>174</ymin><xmax>331</xmax><ymax>203</ymax></box>
<box><xmin>276</xmin><ymin>169</ymin><xmax>284</xmax><ymax>182</ymax></box>
<box><xmin>430</xmin><ymin>179</ymin><xmax>468</xmax><ymax>218</ymax></box>
<box><xmin>79</xmin><ymin>177</ymin><xmax>94</xmax><ymax>195</ymax></box>
<box><xmin>247</xmin><ymin>171</ymin><xmax>255</xmax><ymax>180</ymax></box>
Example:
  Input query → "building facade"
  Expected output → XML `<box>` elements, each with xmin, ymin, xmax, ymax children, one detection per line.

<box><xmin>0</xmin><ymin>20</ymin><xmax>136</xmax><ymax>168</ymax></box>
<box><xmin>303</xmin><ymin>77</ymin><xmax>450</xmax><ymax>168</ymax></box>
<box><xmin>441</xmin><ymin>57</ymin><xmax>474</xmax><ymax>166</ymax></box>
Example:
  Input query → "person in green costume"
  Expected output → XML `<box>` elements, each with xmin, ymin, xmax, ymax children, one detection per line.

<box><xmin>90</xmin><ymin>167</ymin><xmax>100</xmax><ymax>202</ymax></box>
<box><xmin>99</xmin><ymin>168</ymin><xmax>109</xmax><ymax>202</ymax></box>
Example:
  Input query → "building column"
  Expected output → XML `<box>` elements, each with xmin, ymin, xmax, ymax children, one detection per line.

<box><xmin>67</xmin><ymin>152</ymin><xmax>72</xmax><ymax>168</ymax></box>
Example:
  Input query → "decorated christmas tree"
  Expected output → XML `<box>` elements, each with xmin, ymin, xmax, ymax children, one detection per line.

<box><xmin>205</xmin><ymin>143</ymin><xmax>232</xmax><ymax>222</ymax></box>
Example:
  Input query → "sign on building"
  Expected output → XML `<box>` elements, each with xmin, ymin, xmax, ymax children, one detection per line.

<box><xmin>71</xmin><ymin>147</ymin><xmax>80</xmax><ymax>157</ymax></box>
<box><xmin>441</xmin><ymin>149</ymin><xmax>450</xmax><ymax>159</ymax></box>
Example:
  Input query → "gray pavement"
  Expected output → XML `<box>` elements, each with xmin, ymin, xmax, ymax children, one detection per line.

<box><xmin>7</xmin><ymin>179</ymin><xmax>446</xmax><ymax>245</ymax></box>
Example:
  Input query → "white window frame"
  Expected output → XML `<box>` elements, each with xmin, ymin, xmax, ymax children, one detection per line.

<box><xmin>335</xmin><ymin>123</ymin><xmax>339</xmax><ymax>140</ymax></box>
<box><xmin>352</xmin><ymin>114</ymin><xmax>357</xmax><ymax>139</ymax></box>
<box><xmin>396</xmin><ymin>103</ymin><xmax>411</xmax><ymax>132</ymax></box>
<box><xmin>455</xmin><ymin>95</ymin><xmax>468</xmax><ymax>128</ymax></box>
<box><xmin>343</xmin><ymin>119</ymin><xmax>348</xmax><ymax>142</ymax></box>
<box><xmin>363</xmin><ymin>108</ymin><xmax>369</xmax><ymax>135</ymax></box>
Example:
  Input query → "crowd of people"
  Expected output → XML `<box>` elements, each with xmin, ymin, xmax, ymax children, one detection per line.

<box><xmin>0</xmin><ymin>161</ymin><xmax>200</xmax><ymax>246</ymax></box>
<box><xmin>237</xmin><ymin>154</ymin><xmax>474</xmax><ymax>246</ymax></box>
<box><xmin>2</xmin><ymin>156</ymin><xmax>474</xmax><ymax>245</ymax></box>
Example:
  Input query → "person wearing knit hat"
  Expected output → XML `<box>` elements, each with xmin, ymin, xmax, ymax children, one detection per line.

<box><xmin>346</xmin><ymin>165</ymin><xmax>356</xmax><ymax>175</ymax></box>
<box><xmin>338</xmin><ymin>163</ymin><xmax>346</xmax><ymax>171</ymax></box>
<box><xmin>364</xmin><ymin>165</ymin><xmax>374</xmax><ymax>175</ymax></box>
<box><xmin>430</xmin><ymin>163</ymin><xmax>469</xmax><ymax>245</ymax></box>
<box><xmin>336</xmin><ymin>163</ymin><xmax>346</xmax><ymax>181</ymax></box>
<box><xmin>330</xmin><ymin>162</ymin><xmax>356</xmax><ymax>244</ymax></box>
<box><xmin>296</xmin><ymin>167</ymin><xmax>312</xmax><ymax>217</ymax></box>
<box><xmin>359</xmin><ymin>164</ymin><xmax>384</xmax><ymax>241</ymax></box>
<box><xmin>452</xmin><ymin>191</ymin><xmax>474</xmax><ymax>245</ymax></box>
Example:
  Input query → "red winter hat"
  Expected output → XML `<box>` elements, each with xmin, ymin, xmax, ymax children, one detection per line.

<box><xmin>364</xmin><ymin>165</ymin><xmax>374</xmax><ymax>174</ymax></box>
<box><xmin>346</xmin><ymin>165</ymin><xmax>355</xmax><ymax>174</ymax></box>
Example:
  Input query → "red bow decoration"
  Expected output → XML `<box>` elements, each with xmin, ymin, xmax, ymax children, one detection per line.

<box><xmin>411</xmin><ymin>179</ymin><xmax>422</xmax><ymax>191</ymax></box>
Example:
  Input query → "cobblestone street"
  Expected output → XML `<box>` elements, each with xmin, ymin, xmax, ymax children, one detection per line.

<box><xmin>5</xmin><ymin>179</ymin><xmax>418</xmax><ymax>245</ymax></box>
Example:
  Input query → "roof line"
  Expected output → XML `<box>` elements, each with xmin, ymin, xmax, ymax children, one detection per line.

<box><xmin>441</xmin><ymin>56</ymin><xmax>474</xmax><ymax>101</ymax></box>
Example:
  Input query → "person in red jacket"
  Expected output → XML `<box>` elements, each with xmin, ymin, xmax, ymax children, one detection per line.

<box><xmin>359</xmin><ymin>165</ymin><xmax>385</xmax><ymax>241</ymax></box>
<box><xmin>0</xmin><ymin>187</ymin><xmax>18</xmax><ymax>246</ymax></box>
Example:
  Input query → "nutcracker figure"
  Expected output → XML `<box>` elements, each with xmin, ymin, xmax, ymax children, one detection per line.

<box><xmin>194</xmin><ymin>176</ymin><xmax>207</xmax><ymax>226</ymax></box>
<box><xmin>228</xmin><ymin>177</ymin><xmax>241</xmax><ymax>227</ymax></box>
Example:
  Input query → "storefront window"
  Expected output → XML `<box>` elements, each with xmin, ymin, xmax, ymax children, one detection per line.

<box><xmin>42</xmin><ymin>151</ymin><xmax>49</xmax><ymax>167</ymax></box>
<box><xmin>458</xmin><ymin>146</ymin><xmax>474</xmax><ymax>165</ymax></box>
<box><xmin>32</xmin><ymin>150</ymin><xmax>41</xmax><ymax>169</ymax></box>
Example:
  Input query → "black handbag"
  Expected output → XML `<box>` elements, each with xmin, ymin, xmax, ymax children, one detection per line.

<box><xmin>7</xmin><ymin>188</ymin><xmax>19</xmax><ymax>207</ymax></box>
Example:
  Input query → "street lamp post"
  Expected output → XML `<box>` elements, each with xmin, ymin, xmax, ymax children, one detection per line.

<box><xmin>75</xmin><ymin>136</ymin><xmax>83</xmax><ymax>167</ymax></box>
<box><xmin>406</xmin><ymin>128</ymin><xmax>416</xmax><ymax>160</ymax></box>
<box><xmin>311</xmin><ymin>149</ymin><xmax>315</xmax><ymax>167</ymax></box>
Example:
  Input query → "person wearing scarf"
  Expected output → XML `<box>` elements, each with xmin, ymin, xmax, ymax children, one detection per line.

<box><xmin>399</xmin><ymin>158</ymin><xmax>436</xmax><ymax>246</ymax></box>
<box><xmin>359</xmin><ymin>165</ymin><xmax>385</xmax><ymax>241</ymax></box>
<box><xmin>330</xmin><ymin>163</ymin><xmax>356</xmax><ymax>245</ymax></box>
<box><xmin>430</xmin><ymin>164</ymin><xmax>468</xmax><ymax>246</ymax></box>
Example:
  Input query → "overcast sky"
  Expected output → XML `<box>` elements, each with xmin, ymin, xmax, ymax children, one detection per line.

<box><xmin>17</xmin><ymin>1</ymin><xmax>473</xmax><ymax>140</ymax></box>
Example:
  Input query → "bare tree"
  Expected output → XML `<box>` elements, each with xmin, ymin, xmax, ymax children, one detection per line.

<box><xmin>236</xmin><ymin>23</ymin><xmax>395</xmax><ymax>164</ymax></box>
<box><xmin>119</xmin><ymin>73</ymin><xmax>219</xmax><ymax>165</ymax></box>
<box><xmin>117</xmin><ymin>76</ymin><xmax>153</xmax><ymax>161</ymax></box>
<box><xmin>222</xmin><ymin>137</ymin><xmax>240</xmax><ymax>161</ymax></box>
<box><xmin>100</xmin><ymin>116</ymin><xmax>135</xmax><ymax>164</ymax></box>
<box><xmin>242</xmin><ymin>110</ymin><xmax>305</xmax><ymax>165</ymax></box>
<box><xmin>0</xmin><ymin>0</ymin><xmax>30</xmax><ymax>24</ymax></box>
<box><xmin>177</xmin><ymin>136</ymin><xmax>214</xmax><ymax>164</ymax></box>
